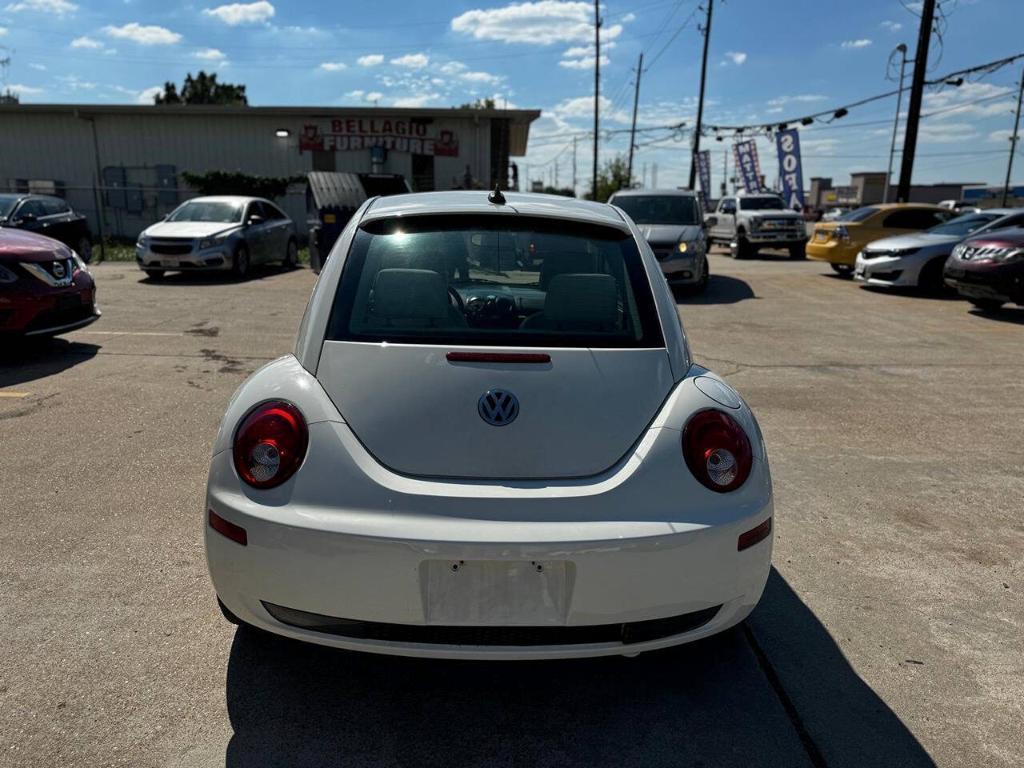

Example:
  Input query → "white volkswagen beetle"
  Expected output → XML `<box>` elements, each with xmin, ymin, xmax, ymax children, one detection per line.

<box><xmin>205</xmin><ymin>190</ymin><xmax>773</xmax><ymax>659</ymax></box>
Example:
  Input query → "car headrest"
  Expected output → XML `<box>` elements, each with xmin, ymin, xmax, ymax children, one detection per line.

<box><xmin>543</xmin><ymin>273</ymin><xmax>618</xmax><ymax>329</ymax></box>
<box><xmin>369</xmin><ymin>268</ymin><xmax>450</xmax><ymax>322</ymax></box>
<box><xmin>538</xmin><ymin>251</ymin><xmax>596</xmax><ymax>290</ymax></box>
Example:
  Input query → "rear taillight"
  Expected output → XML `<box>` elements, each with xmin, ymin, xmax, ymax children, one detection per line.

<box><xmin>233</xmin><ymin>400</ymin><xmax>308</xmax><ymax>489</ymax></box>
<box><xmin>682</xmin><ymin>410</ymin><xmax>753</xmax><ymax>492</ymax></box>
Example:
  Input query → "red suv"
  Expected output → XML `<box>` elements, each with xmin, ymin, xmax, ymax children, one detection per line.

<box><xmin>944</xmin><ymin>227</ymin><xmax>1024</xmax><ymax>312</ymax></box>
<box><xmin>0</xmin><ymin>228</ymin><xmax>101</xmax><ymax>337</ymax></box>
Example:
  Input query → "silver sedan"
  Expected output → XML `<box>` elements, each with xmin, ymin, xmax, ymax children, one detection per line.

<box><xmin>136</xmin><ymin>196</ymin><xmax>298</xmax><ymax>280</ymax></box>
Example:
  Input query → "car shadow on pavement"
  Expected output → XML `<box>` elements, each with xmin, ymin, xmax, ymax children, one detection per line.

<box><xmin>0</xmin><ymin>338</ymin><xmax>100</xmax><ymax>387</ymax></box>
<box><xmin>675</xmin><ymin>274</ymin><xmax>755</xmax><ymax>305</ymax></box>
<box><xmin>222</xmin><ymin>568</ymin><xmax>935</xmax><ymax>768</ymax></box>
<box><xmin>137</xmin><ymin>265</ymin><xmax>305</xmax><ymax>286</ymax></box>
<box><xmin>967</xmin><ymin>306</ymin><xmax>1024</xmax><ymax>325</ymax></box>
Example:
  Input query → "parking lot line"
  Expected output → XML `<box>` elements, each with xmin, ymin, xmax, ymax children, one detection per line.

<box><xmin>78</xmin><ymin>330</ymin><xmax>183</xmax><ymax>337</ymax></box>
<box><xmin>0</xmin><ymin>391</ymin><xmax>31</xmax><ymax>398</ymax></box>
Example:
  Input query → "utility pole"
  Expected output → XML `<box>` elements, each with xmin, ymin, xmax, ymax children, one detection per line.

<box><xmin>896</xmin><ymin>0</ymin><xmax>936</xmax><ymax>202</ymax></box>
<box><xmin>688</xmin><ymin>0</ymin><xmax>714</xmax><ymax>190</ymax></box>
<box><xmin>721</xmin><ymin>146</ymin><xmax>728</xmax><ymax>196</ymax></box>
<box><xmin>1001</xmin><ymin>65</ymin><xmax>1024</xmax><ymax>207</ymax></box>
<box><xmin>884</xmin><ymin>44</ymin><xmax>909</xmax><ymax>203</ymax></box>
<box><xmin>592</xmin><ymin>0</ymin><xmax>601</xmax><ymax>200</ymax></box>
<box><xmin>627</xmin><ymin>52</ymin><xmax>644</xmax><ymax>188</ymax></box>
<box><xmin>572</xmin><ymin>136</ymin><xmax>578</xmax><ymax>196</ymax></box>
<box><xmin>555</xmin><ymin>157</ymin><xmax>560</xmax><ymax>188</ymax></box>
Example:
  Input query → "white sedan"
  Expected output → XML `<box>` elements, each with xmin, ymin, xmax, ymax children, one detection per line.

<box><xmin>205</xmin><ymin>190</ymin><xmax>773</xmax><ymax>659</ymax></box>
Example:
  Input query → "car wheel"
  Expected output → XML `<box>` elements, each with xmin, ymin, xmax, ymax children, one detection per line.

<box><xmin>918</xmin><ymin>257</ymin><xmax>947</xmax><ymax>293</ymax></box>
<box><xmin>788</xmin><ymin>243</ymin><xmax>806</xmax><ymax>260</ymax></box>
<box><xmin>282</xmin><ymin>238</ymin><xmax>299</xmax><ymax>269</ymax></box>
<box><xmin>731</xmin><ymin>235</ymin><xmax>751</xmax><ymax>259</ymax></box>
<box><xmin>77</xmin><ymin>236</ymin><xmax>93</xmax><ymax>264</ymax></box>
<box><xmin>144</xmin><ymin>269</ymin><xmax>164</xmax><ymax>281</ymax></box>
<box><xmin>233</xmin><ymin>244</ymin><xmax>251</xmax><ymax>280</ymax></box>
<box><xmin>968</xmin><ymin>298</ymin><xmax>1004</xmax><ymax>312</ymax></box>
<box><xmin>830</xmin><ymin>263</ymin><xmax>854</xmax><ymax>278</ymax></box>
<box><xmin>695</xmin><ymin>256</ymin><xmax>710</xmax><ymax>293</ymax></box>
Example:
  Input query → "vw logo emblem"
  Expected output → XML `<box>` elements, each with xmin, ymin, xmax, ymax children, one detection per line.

<box><xmin>478</xmin><ymin>389</ymin><xmax>519</xmax><ymax>427</ymax></box>
<box><xmin>52</xmin><ymin>261</ymin><xmax>66</xmax><ymax>279</ymax></box>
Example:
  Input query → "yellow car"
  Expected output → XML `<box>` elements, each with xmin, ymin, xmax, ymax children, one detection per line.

<box><xmin>807</xmin><ymin>204</ymin><xmax>953</xmax><ymax>275</ymax></box>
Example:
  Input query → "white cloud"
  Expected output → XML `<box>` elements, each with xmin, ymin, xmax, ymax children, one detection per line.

<box><xmin>439</xmin><ymin>61</ymin><xmax>467</xmax><ymax>75</ymax></box>
<box><xmin>552</xmin><ymin>94</ymin><xmax>629</xmax><ymax>124</ymax></box>
<box><xmin>71</xmin><ymin>35</ymin><xmax>104</xmax><ymax>49</ymax></box>
<box><xmin>4</xmin><ymin>0</ymin><xmax>76</xmax><ymax>15</ymax></box>
<box><xmin>880</xmin><ymin>20</ymin><xmax>902</xmax><ymax>32</ymax></box>
<box><xmin>136</xmin><ymin>85</ymin><xmax>163</xmax><ymax>104</ymax></box>
<box><xmin>346</xmin><ymin>89</ymin><xmax>364</xmax><ymax>99</ymax></box>
<box><xmin>319</xmin><ymin>61</ymin><xmax>347</xmax><ymax>71</ymax></box>
<box><xmin>767</xmin><ymin>94</ymin><xmax>827</xmax><ymax>107</ymax></box>
<box><xmin>357</xmin><ymin>54</ymin><xmax>384</xmax><ymax>67</ymax></box>
<box><xmin>365</xmin><ymin>91</ymin><xmax>384</xmax><ymax>103</ymax></box>
<box><xmin>619</xmin><ymin>12</ymin><xmax>635</xmax><ymax>22</ymax></box>
<box><xmin>722</xmin><ymin>51</ymin><xmax>747</xmax><ymax>65</ymax></box>
<box><xmin>922</xmin><ymin>82</ymin><xmax>1014</xmax><ymax>120</ymax></box>
<box><xmin>29</xmin><ymin>63</ymin><xmax>47</xmax><ymax>70</ymax></box>
<box><xmin>988</xmin><ymin>129</ymin><xmax>1012</xmax><ymax>143</ymax></box>
<box><xmin>841</xmin><ymin>39</ymin><xmax>872</xmax><ymax>49</ymax></box>
<box><xmin>8</xmin><ymin>83</ymin><xmax>45</xmax><ymax>95</ymax></box>
<box><xmin>451</xmin><ymin>1</ymin><xmax>623</xmax><ymax>45</ymax></box>
<box><xmin>57</xmin><ymin>74</ymin><xmax>96</xmax><ymax>90</ymax></box>
<box><xmin>0</xmin><ymin>25</ymin><xmax>6</xmax><ymax>35</ymax></box>
<box><xmin>103</xmin><ymin>23</ymin><xmax>182</xmax><ymax>45</ymax></box>
<box><xmin>460</xmin><ymin>70</ymin><xmax>501</xmax><ymax>83</ymax></box>
<box><xmin>195</xmin><ymin>47</ymin><xmax>227</xmax><ymax>60</ymax></box>
<box><xmin>203</xmin><ymin>1</ymin><xmax>275</xmax><ymax>25</ymax></box>
<box><xmin>917</xmin><ymin>122</ymin><xmax>979</xmax><ymax>144</ymax></box>
<box><xmin>391</xmin><ymin>52</ymin><xmax>429</xmax><ymax>68</ymax></box>
<box><xmin>393</xmin><ymin>93</ymin><xmax>439</xmax><ymax>107</ymax></box>
<box><xmin>559</xmin><ymin>54</ymin><xmax>609</xmax><ymax>70</ymax></box>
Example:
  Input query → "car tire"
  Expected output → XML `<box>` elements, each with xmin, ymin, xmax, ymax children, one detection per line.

<box><xmin>788</xmin><ymin>243</ymin><xmax>806</xmax><ymax>260</ymax></box>
<box><xmin>233</xmin><ymin>244</ymin><xmax>251</xmax><ymax>280</ymax></box>
<box><xmin>968</xmin><ymin>298</ymin><xmax>1004</xmax><ymax>312</ymax></box>
<box><xmin>918</xmin><ymin>257</ymin><xmax>947</xmax><ymax>293</ymax></box>
<box><xmin>731</xmin><ymin>234</ymin><xmax>751</xmax><ymax>260</ymax></box>
<box><xmin>830</xmin><ymin>263</ymin><xmax>854</xmax><ymax>278</ymax></box>
<box><xmin>282</xmin><ymin>238</ymin><xmax>299</xmax><ymax>269</ymax></box>
<box><xmin>695</xmin><ymin>256</ymin><xmax>710</xmax><ymax>293</ymax></box>
<box><xmin>77</xmin><ymin>236</ymin><xmax>93</xmax><ymax>264</ymax></box>
<box><xmin>144</xmin><ymin>269</ymin><xmax>164</xmax><ymax>281</ymax></box>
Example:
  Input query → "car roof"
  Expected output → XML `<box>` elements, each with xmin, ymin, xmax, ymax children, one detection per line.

<box><xmin>609</xmin><ymin>188</ymin><xmax>697</xmax><ymax>198</ymax></box>
<box><xmin>965</xmin><ymin>226</ymin><xmax>1024</xmax><ymax>243</ymax></box>
<box><xmin>184</xmin><ymin>195</ymin><xmax>264</xmax><ymax>204</ymax></box>
<box><xmin>361</xmin><ymin>191</ymin><xmax>630</xmax><ymax>231</ymax></box>
<box><xmin>735</xmin><ymin>191</ymin><xmax>782</xmax><ymax>197</ymax></box>
<box><xmin>864</xmin><ymin>203</ymin><xmax>946</xmax><ymax>210</ymax></box>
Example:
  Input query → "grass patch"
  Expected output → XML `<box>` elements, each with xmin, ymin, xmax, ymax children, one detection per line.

<box><xmin>96</xmin><ymin>242</ymin><xmax>312</xmax><ymax>266</ymax></box>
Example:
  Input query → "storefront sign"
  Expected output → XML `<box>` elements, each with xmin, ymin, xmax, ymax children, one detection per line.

<box><xmin>299</xmin><ymin>119</ymin><xmax>459</xmax><ymax>157</ymax></box>
<box><xmin>775</xmin><ymin>128</ymin><xmax>805</xmax><ymax>209</ymax></box>
<box><xmin>732</xmin><ymin>140</ymin><xmax>764</xmax><ymax>193</ymax></box>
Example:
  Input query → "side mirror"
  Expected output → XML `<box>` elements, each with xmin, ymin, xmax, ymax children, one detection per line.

<box><xmin>247</xmin><ymin>214</ymin><xmax>264</xmax><ymax>226</ymax></box>
<box><xmin>17</xmin><ymin>213</ymin><xmax>37</xmax><ymax>224</ymax></box>
<box><xmin>704</xmin><ymin>216</ymin><xmax>717</xmax><ymax>228</ymax></box>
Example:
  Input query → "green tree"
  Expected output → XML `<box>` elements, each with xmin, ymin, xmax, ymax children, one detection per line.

<box><xmin>585</xmin><ymin>155</ymin><xmax>631</xmax><ymax>202</ymax></box>
<box><xmin>458</xmin><ymin>98</ymin><xmax>496</xmax><ymax>110</ymax></box>
<box><xmin>154</xmin><ymin>71</ymin><xmax>248</xmax><ymax>106</ymax></box>
<box><xmin>180</xmin><ymin>170</ymin><xmax>303</xmax><ymax>199</ymax></box>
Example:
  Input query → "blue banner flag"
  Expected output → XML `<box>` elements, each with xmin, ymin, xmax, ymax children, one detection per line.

<box><xmin>775</xmin><ymin>128</ymin><xmax>805</xmax><ymax>209</ymax></box>
<box><xmin>696</xmin><ymin>150</ymin><xmax>712</xmax><ymax>210</ymax></box>
<box><xmin>732</xmin><ymin>140</ymin><xmax>763</xmax><ymax>193</ymax></box>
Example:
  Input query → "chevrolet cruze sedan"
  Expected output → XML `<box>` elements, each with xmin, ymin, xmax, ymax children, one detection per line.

<box><xmin>205</xmin><ymin>191</ymin><xmax>773</xmax><ymax>659</ymax></box>
<box><xmin>136</xmin><ymin>196</ymin><xmax>297</xmax><ymax>280</ymax></box>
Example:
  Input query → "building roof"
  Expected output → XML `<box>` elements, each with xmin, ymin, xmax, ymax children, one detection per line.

<box><xmin>0</xmin><ymin>103</ymin><xmax>542</xmax><ymax>156</ymax></box>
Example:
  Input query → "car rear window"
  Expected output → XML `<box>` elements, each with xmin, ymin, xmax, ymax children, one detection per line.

<box><xmin>326</xmin><ymin>215</ymin><xmax>664</xmax><ymax>348</ymax></box>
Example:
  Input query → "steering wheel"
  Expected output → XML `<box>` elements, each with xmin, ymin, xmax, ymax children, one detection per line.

<box><xmin>448</xmin><ymin>286</ymin><xmax>466</xmax><ymax>313</ymax></box>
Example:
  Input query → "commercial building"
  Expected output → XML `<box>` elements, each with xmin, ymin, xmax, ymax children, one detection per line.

<box><xmin>808</xmin><ymin>172</ymin><xmax>988</xmax><ymax>209</ymax></box>
<box><xmin>0</xmin><ymin>103</ymin><xmax>540</xmax><ymax>238</ymax></box>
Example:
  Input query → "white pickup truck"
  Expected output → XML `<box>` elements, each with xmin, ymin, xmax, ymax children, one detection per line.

<box><xmin>706</xmin><ymin>192</ymin><xmax>807</xmax><ymax>259</ymax></box>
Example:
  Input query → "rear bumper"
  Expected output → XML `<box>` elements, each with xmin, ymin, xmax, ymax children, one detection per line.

<box><xmin>807</xmin><ymin>240</ymin><xmax>857</xmax><ymax>265</ymax></box>
<box><xmin>206</xmin><ymin>412</ymin><xmax>774</xmax><ymax>659</ymax></box>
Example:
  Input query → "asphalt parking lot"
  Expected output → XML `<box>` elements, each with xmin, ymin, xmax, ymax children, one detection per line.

<box><xmin>2</xmin><ymin>252</ymin><xmax>1022</xmax><ymax>768</ymax></box>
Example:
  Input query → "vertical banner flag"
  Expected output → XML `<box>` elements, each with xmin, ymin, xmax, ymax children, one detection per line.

<box><xmin>732</xmin><ymin>140</ymin><xmax>763</xmax><ymax>193</ymax></box>
<box><xmin>775</xmin><ymin>128</ymin><xmax>805</xmax><ymax>209</ymax></box>
<box><xmin>696</xmin><ymin>150</ymin><xmax>712</xmax><ymax>210</ymax></box>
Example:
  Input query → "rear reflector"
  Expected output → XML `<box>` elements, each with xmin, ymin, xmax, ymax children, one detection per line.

<box><xmin>738</xmin><ymin>517</ymin><xmax>772</xmax><ymax>551</ymax></box>
<box><xmin>446</xmin><ymin>352</ymin><xmax>551</xmax><ymax>364</ymax></box>
<box><xmin>208</xmin><ymin>509</ymin><xmax>247</xmax><ymax>546</ymax></box>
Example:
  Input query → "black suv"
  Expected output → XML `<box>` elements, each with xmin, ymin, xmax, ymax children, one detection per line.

<box><xmin>0</xmin><ymin>194</ymin><xmax>94</xmax><ymax>263</ymax></box>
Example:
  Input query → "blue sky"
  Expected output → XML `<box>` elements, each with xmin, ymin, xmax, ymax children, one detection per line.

<box><xmin>1</xmin><ymin>0</ymin><xmax>1022</xmax><ymax>194</ymax></box>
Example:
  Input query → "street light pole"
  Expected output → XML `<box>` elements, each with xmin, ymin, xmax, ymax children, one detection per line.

<box><xmin>884</xmin><ymin>44</ymin><xmax>908</xmax><ymax>204</ymax></box>
<box><xmin>1001</xmin><ymin>65</ymin><xmax>1024</xmax><ymax>207</ymax></box>
<box><xmin>592</xmin><ymin>0</ymin><xmax>601</xmax><ymax>200</ymax></box>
